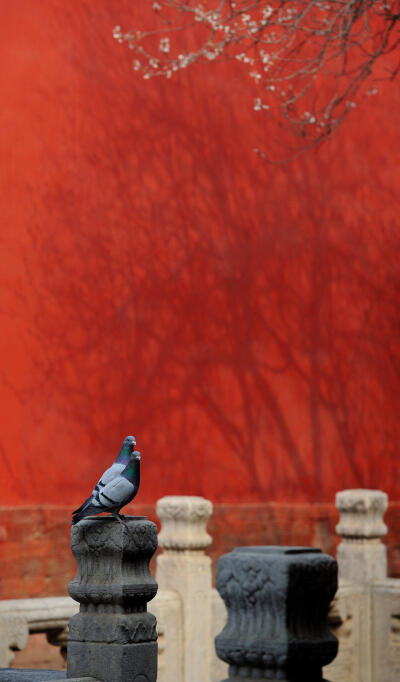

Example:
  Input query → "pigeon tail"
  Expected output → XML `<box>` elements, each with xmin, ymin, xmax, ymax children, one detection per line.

<box><xmin>72</xmin><ymin>495</ymin><xmax>92</xmax><ymax>516</ymax></box>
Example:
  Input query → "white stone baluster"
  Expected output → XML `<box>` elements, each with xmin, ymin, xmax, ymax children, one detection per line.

<box><xmin>156</xmin><ymin>495</ymin><xmax>213</xmax><ymax>682</ymax></box>
<box><xmin>336</xmin><ymin>489</ymin><xmax>388</xmax><ymax>584</ymax></box>
<box><xmin>329</xmin><ymin>489</ymin><xmax>388</xmax><ymax>682</ymax></box>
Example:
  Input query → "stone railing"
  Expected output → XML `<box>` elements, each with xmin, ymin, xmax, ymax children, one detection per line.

<box><xmin>1</xmin><ymin>489</ymin><xmax>399</xmax><ymax>682</ymax></box>
<box><xmin>0</xmin><ymin>597</ymin><xmax>76</xmax><ymax>667</ymax></box>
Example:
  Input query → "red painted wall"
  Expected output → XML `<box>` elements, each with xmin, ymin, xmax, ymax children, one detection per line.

<box><xmin>1</xmin><ymin>0</ymin><xmax>400</xmax><ymax>507</ymax></box>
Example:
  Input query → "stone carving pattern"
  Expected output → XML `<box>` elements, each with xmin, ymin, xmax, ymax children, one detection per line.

<box><xmin>215</xmin><ymin>548</ymin><xmax>338</xmax><ymax>675</ymax></box>
<box><xmin>335</xmin><ymin>489</ymin><xmax>388</xmax><ymax>539</ymax></box>
<box><xmin>67</xmin><ymin>517</ymin><xmax>158</xmax><ymax>682</ymax></box>
<box><xmin>157</xmin><ymin>496</ymin><xmax>213</xmax><ymax>551</ymax></box>
<box><xmin>69</xmin><ymin>517</ymin><xmax>158</xmax><ymax>610</ymax></box>
<box><xmin>157</xmin><ymin>498</ymin><xmax>212</xmax><ymax>522</ymax></box>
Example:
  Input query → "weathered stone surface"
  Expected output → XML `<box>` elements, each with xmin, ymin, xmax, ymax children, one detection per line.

<box><xmin>67</xmin><ymin>516</ymin><xmax>158</xmax><ymax>682</ymax></box>
<box><xmin>157</xmin><ymin>495</ymin><xmax>213</xmax><ymax>682</ymax></box>
<box><xmin>215</xmin><ymin>546</ymin><xmax>338</xmax><ymax>680</ymax></box>
<box><xmin>336</xmin><ymin>489</ymin><xmax>388</xmax><ymax>540</ymax></box>
<box><xmin>0</xmin><ymin>670</ymin><xmax>66</xmax><ymax>681</ymax></box>
<box><xmin>68</xmin><ymin>517</ymin><xmax>157</xmax><ymax>608</ymax></box>
<box><xmin>0</xmin><ymin>615</ymin><xmax>29</xmax><ymax>667</ymax></box>
<box><xmin>336</xmin><ymin>489</ymin><xmax>388</xmax><ymax>583</ymax></box>
<box><xmin>68</xmin><ymin>612</ymin><xmax>157</xmax><ymax>644</ymax></box>
<box><xmin>157</xmin><ymin>495</ymin><xmax>212</xmax><ymax>550</ymax></box>
<box><xmin>149</xmin><ymin>590</ymin><xmax>183</xmax><ymax>682</ymax></box>
<box><xmin>0</xmin><ymin>672</ymin><xmax>97</xmax><ymax>682</ymax></box>
<box><xmin>371</xmin><ymin>577</ymin><xmax>400</xmax><ymax>682</ymax></box>
<box><xmin>68</xmin><ymin>641</ymin><xmax>157</xmax><ymax>681</ymax></box>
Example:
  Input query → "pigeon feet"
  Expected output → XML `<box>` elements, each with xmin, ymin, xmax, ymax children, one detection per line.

<box><xmin>113</xmin><ymin>513</ymin><xmax>129</xmax><ymax>529</ymax></box>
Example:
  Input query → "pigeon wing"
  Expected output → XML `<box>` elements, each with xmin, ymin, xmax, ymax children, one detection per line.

<box><xmin>96</xmin><ymin>462</ymin><xmax>125</xmax><ymax>488</ymax></box>
<box><xmin>98</xmin><ymin>476</ymin><xmax>135</xmax><ymax>510</ymax></box>
<box><xmin>71</xmin><ymin>476</ymin><xmax>135</xmax><ymax>524</ymax></box>
<box><xmin>72</xmin><ymin>462</ymin><xmax>126</xmax><ymax>515</ymax></box>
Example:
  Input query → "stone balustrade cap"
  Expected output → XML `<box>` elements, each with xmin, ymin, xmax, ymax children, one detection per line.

<box><xmin>335</xmin><ymin>489</ymin><xmax>388</xmax><ymax>539</ymax></box>
<box><xmin>157</xmin><ymin>495</ymin><xmax>212</xmax><ymax>550</ymax></box>
<box><xmin>156</xmin><ymin>495</ymin><xmax>212</xmax><ymax>519</ymax></box>
<box><xmin>336</xmin><ymin>489</ymin><xmax>388</xmax><ymax>511</ymax></box>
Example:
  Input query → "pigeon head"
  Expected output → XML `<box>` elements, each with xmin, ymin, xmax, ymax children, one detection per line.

<box><xmin>116</xmin><ymin>435</ymin><xmax>137</xmax><ymax>463</ymax></box>
<box><xmin>123</xmin><ymin>435</ymin><xmax>136</xmax><ymax>449</ymax></box>
<box><xmin>133</xmin><ymin>450</ymin><xmax>141</xmax><ymax>461</ymax></box>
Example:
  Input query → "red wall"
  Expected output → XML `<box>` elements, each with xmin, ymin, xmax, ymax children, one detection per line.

<box><xmin>1</xmin><ymin>0</ymin><xmax>400</xmax><ymax>507</ymax></box>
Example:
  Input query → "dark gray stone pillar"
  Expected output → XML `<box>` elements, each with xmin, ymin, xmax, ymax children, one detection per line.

<box><xmin>67</xmin><ymin>516</ymin><xmax>158</xmax><ymax>682</ymax></box>
<box><xmin>215</xmin><ymin>546</ymin><xmax>338</xmax><ymax>682</ymax></box>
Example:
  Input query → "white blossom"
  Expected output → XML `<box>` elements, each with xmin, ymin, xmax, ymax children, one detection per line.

<box><xmin>254</xmin><ymin>97</ymin><xmax>269</xmax><ymax>111</ymax></box>
<box><xmin>159</xmin><ymin>37</ymin><xmax>170</xmax><ymax>53</ymax></box>
<box><xmin>263</xmin><ymin>6</ymin><xmax>273</xmax><ymax>20</ymax></box>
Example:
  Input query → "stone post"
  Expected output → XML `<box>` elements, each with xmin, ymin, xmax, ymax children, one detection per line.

<box><xmin>156</xmin><ymin>495</ymin><xmax>213</xmax><ymax>682</ymax></box>
<box><xmin>335</xmin><ymin>489</ymin><xmax>388</xmax><ymax>682</ymax></box>
<box><xmin>215</xmin><ymin>546</ymin><xmax>338</xmax><ymax>682</ymax></box>
<box><xmin>335</xmin><ymin>489</ymin><xmax>388</xmax><ymax>583</ymax></box>
<box><xmin>67</xmin><ymin>516</ymin><xmax>158</xmax><ymax>682</ymax></box>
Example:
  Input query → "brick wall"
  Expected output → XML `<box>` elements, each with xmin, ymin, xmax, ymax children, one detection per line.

<box><xmin>1</xmin><ymin>502</ymin><xmax>400</xmax><ymax>599</ymax></box>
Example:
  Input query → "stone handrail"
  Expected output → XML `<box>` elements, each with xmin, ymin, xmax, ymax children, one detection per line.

<box><xmin>0</xmin><ymin>597</ymin><xmax>78</xmax><ymax>632</ymax></box>
<box><xmin>0</xmin><ymin>597</ymin><xmax>78</xmax><ymax>667</ymax></box>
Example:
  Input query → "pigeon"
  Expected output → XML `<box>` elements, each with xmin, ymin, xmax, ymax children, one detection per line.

<box><xmin>71</xmin><ymin>435</ymin><xmax>136</xmax><ymax>519</ymax></box>
<box><xmin>71</xmin><ymin>449</ymin><xmax>141</xmax><ymax>525</ymax></box>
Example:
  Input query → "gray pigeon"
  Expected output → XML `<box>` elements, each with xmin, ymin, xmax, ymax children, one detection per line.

<box><xmin>72</xmin><ymin>435</ymin><xmax>136</xmax><ymax>519</ymax></box>
<box><xmin>71</xmin><ymin>450</ymin><xmax>141</xmax><ymax>525</ymax></box>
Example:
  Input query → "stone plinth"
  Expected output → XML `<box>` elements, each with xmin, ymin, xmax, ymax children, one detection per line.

<box><xmin>336</xmin><ymin>489</ymin><xmax>388</xmax><ymax>583</ymax></box>
<box><xmin>67</xmin><ymin>516</ymin><xmax>158</xmax><ymax>682</ymax></box>
<box><xmin>215</xmin><ymin>546</ymin><xmax>338</xmax><ymax>681</ymax></box>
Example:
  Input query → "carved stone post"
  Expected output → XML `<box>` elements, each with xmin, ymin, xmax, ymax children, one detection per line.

<box><xmin>67</xmin><ymin>516</ymin><xmax>158</xmax><ymax>682</ymax></box>
<box><xmin>335</xmin><ymin>489</ymin><xmax>388</xmax><ymax>682</ymax></box>
<box><xmin>156</xmin><ymin>495</ymin><xmax>213</xmax><ymax>682</ymax></box>
<box><xmin>336</xmin><ymin>489</ymin><xmax>388</xmax><ymax>583</ymax></box>
<box><xmin>215</xmin><ymin>546</ymin><xmax>338</xmax><ymax>682</ymax></box>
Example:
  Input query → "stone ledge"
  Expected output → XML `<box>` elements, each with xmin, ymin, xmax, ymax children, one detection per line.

<box><xmin>0</xmin><ymin>671</ymin><xmax>99</xmax><ymax>682</ymax></box>
<box><xmin>0</xmin><ymin>670</ymin><xmax>66</xmax><ymax>681</ymax></box>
